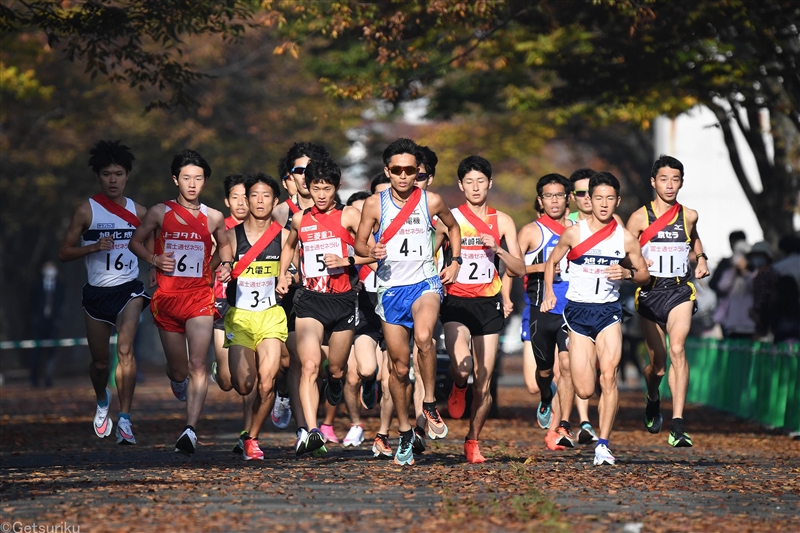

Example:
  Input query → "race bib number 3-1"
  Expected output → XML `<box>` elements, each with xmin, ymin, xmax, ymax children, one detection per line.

<box><xmin>457</xmin><ymin>249</ymin><xmax>496</xmax><ymax>285</ymax></box>
<box><xmin>235</xmin><ymin>277</ymin><xmax>277</xmax><ymax>311</ymax></box>
<box><xmin>303</xmin><ymin>237</ymin><xmax>344</xmax><ymax>278</ymax></box>
<box><xmin>164</xmin><ymin>240</ymin><xmax>204</xmax><ymax>278</ymax></box>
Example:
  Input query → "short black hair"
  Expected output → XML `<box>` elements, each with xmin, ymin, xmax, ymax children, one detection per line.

<box><xmin>382</xmin><ymin>138</ymin><xmax>420</xmax><ymax>167</ymax></box>
<box><xmin>729</xmin><ymin>230</ymin><xmax>747</xmax><ymax>248</ymax></box>
<box><xmin>223</xmin><ymin>174</ymin><xmax>246</xmax><ymax>198</ymax></box>
<box><xmin>370</xmin><ymin>172</ymin><xmax>391</xmax><ymax>194</ymax></box>
<box><xmin>589</xmin><ymin>171</ymin><xmax>620</xmax><ymax>195</ymax></box>
<box><xmin>88</xmin><ymin>140</ymin><xmax>135</xmax><ymax>174</ymax></box>
<box><xmin>285</xmin><ymin>142</ymin><xmax>329</xmax><ymax>169</ymax></box>
<box><xmin>277</xmin><ymin>156</ymin><xmax>290</xmax><ymax>180</ymax></box>
<box><xmin>569</xmin><ymin>168</ymin><xmax>595</xmax><ymax>184</ymax></box>
<box><xmin>171</xmin><ymin>149</ymin><xmax>211</xmax><ymax>179</ymax></box>
<box><xmin>535</xmin><ymin>173</ymin><xmax>571</xmax><ymax>213</ymax></box>
<box><xmin>245</xmin><ymin>173</ymin><xmax>280</xmax><ymax>199</ymax></box>
<box><xmin>346</xmin><ymin>191</ymin><xmax>370</xmax><ymax>206</ymax></box>
<box><xmin>305</xmin><ymin>157</ymin><xmax>341</xmax><ymax>189</ymax></box>
<box><xmin>651</xmin><ymin>155</ymin><xmax>684</xmax><ymax>179</ymax></box>
<box><xmin>419</xmin><ymin>145</ymin><xmax>438</xmax><ymax>176</ymax></box>
<box><xmin>457</xmin><ymin>155</ymin><xmax>492</xmax><ymax>181</ymax></box>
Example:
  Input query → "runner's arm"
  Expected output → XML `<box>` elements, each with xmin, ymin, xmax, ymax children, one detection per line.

<box><xmin>495</xmin><ymin>212</ymin><xmax>525</xmax><ymax>277</ymax></box>
<box><xmin>687</xmin><ymin>209</ymin><xmax>709</xmax><ymax>279</ymax></box>
<box><xmin>210</xmin><ymin>210</ymin><xmax>233</xmax><ymax>283</ymax></box>
<box><xmin>58</xmin><ymin>201</ymin><xmax>105</xmax><ymax>262</ymax></box>
<box><xmin>500</xmin><ymin>271</ymin><xmax>514</xmax><ymax>318</ymax></box>
<box><xmin>355</xmin><ymin>196</ymin><xmax>381</xmax><ymax>259</ymax></box>
<box><xmin>516</xmin><ymin>223</ymin><xmax>545</xmax><ymax>276</ymax></box>
<box><xmin>428</xmin><ymin>192</ymin><xmax>461</xmax><ymax>283</ymax></box>
<box><xmin>540</xmin><ymin>226</ymin><xmax>575</xmax><ymax>312</ymax></box>
<box><xmin>277</xmin><ymin>214</ymin><xmax>301</xmax><ymax>295</ymax></box>
<box><xmin>618</xmin><ymin>229</ymin><xmax>651</xmax><ymax>285</ymax></box>
<box><xmin>129</xmin><ymin>204</ymin><xmax>173</xmax><ymax>272</ymax></box>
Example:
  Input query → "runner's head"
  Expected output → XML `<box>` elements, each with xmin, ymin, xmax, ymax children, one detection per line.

<box><xmin>171</xmin><ymin>149</ymin><xmax>211</xmax><ymax>202</ymax></box>
<box><xmin>535</xmin><ymin>173</ymin><xmax>570</xmax><ymax>218</ymax></box>
<box><xmin>223</xmin><ymin>174</ymin><xmax>249</xmax><ymax>222</ymax></box>
<box><xmin>346</xmin><ymin>191</ymin><xmax>370</xmax><ymax>211</ymax></box>
<box><xmin>370</xmin><ymin>172</ymin><xmax>391</xmax><ymax>195</ymax></box>
<box><xmin>383</xmin><ymin>138</ymin><xmax>421</xmax><ymax>194</ymax></box>
<box><xmin>588</xmin><ymin>171</ymin><xmax>621</xmax><ymax>222</ymax></box>
<box><xmin>569</xmin><ymin>168</ymin><xmax>595</xmax><ymax>215</ymax></box>
<box><xmin>457</xmin><ymin>155</ymin><xmax>493</xmax><ymax>205</ymax></box>
<box><xmin>244</xmin><ymin>173</ymin><xmax>280</xmax><ymax>220</ymax></box>
<box><xmin>286</xmin><ymin>142</ymin><xmax>329</xmax><ymax>197</ymax></box>
<box><xmin>650</xmin><ymin>155</ymin><xmax>684</xmax><ymax>202</ymax></box>
<box><xmin>417</xmin><ymin>145</ymin><xmax>438</xmax><ymax>190</ymax></box>
<box><xmin>277</xmin><ymin>155</ymin><xmax>297</xmax><ymax>197</ymax></box>
<box><xmin>305</xmin><ymin>157</ymin><xmax>341</xmax><ymax>211</ymax></box>
<box><xmin>88</xmin><ymin>140</ymin><xmax>135</xmax><ymax>198</ymax></box>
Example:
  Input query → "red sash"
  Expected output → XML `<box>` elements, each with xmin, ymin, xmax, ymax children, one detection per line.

<box><xmin>164</xmin><ymin>201</ymin><xmax>213</xmax><ymax>251</ymax></box>
<box><xmin>536</xmin><ymin>215</ymin><xmax>566</xmax><ymax>236</ymax></box>
<box><xmin>231</xmin><ymin>221</ymin><xmax>283</xmax><ymax>279</ymax></box>
<box><xmin>311</xmin><ymin>206</ymin><xmax>355</xmax><ymax>247</ymax></box>
<box><xmin>459</xmin><ymin>204</ymin><xmax>500</xmax><ymax>243</ymax></box>
<box><xmin>567</xmin><ymin>219</ymin><xmax>618</xmax><ymax>261</ymax></box>
<box><xmin>285</xmin><ymin>198</ymin><xmax>300</xmax><ymax>214</ymax></box>
<box><xmin>379</xmin><ymin>188</ymin><xmax>422</xmax><ymax>245</ymax></box>
<box><xmin>91</xmin><ymin>194</ymin><xmax>140</xmax><ymax>228</ymax></box>
<box><xmin>639</xmin><ymin>203</ymin><xmax>681</xmax><ymax>246</ymax></box>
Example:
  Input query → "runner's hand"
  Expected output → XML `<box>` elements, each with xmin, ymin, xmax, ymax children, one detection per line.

<box><xmin>540</xmin><ymin>293</ymin><xmax>557</xmax><ymax>313</ymax></box>
<box><xmin>480</xmin><ymin>234</ymin><xmax>498</xmax><ymax>253</ymax></box>
<box><xmin>157</xmin><ymin>251</ymin><xmax>175</xmax><ymax>273</ymax></box>
<box><xmin>95</xmin><ymin>236</ymin><xmax>114</xmax><ymax>252</ymax></box>
<box><xmin>371</xmin><ymin>242</ymin><xmax>387</xmax><ymax>260</ymax></box>
<box><xmin>217</xmin><ymin>263</ymin><xmax>232</xmax><ymax>284</ymax></box>
<box><xmin>324</xmin><ymin>254</ymin><xmax>344</xmax><ymax>269</ymax></box>
<box><xmin>503</xmin><ymin>299</ymin><xmax>514</xmax><ymax>318</ymax></box>
<box><xmin>276</xmin><ymin>274</ymin><xmax>290</xmax><ymax>296</ymax></box>
<box><xmin>604</xmin><ymin>264</ymin><xmax>629</xmax><ymax>281</ymax></box>
<box><xmin>440</xmin><ymin>262</ymin><xmax>460</xmax><ymax>284</ymax></box>
<box><xmin>695</xmin><ymin>261</ymin><xmax>710</xmax><ymax>279</ymax></box>
<box><xmin>148</xmin><ymin>268</ymin><xmax>158</xmax><ymax>289</ymax></box>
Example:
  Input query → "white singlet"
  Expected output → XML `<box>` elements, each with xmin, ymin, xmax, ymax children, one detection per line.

<box><xmin>81</xmin><ymin>197</ymin><xmax>140</xmax><ymax>287</ymax></box>
<box><xmin>565</xmin><ymin>220</ymin><xmax>625</xmax><ymax>304</ymax></box>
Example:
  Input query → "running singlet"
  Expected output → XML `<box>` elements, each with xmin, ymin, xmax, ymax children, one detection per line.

<box><xmin>641</xmin><ymin>203</ymin><xmax>691</xmax><ymax>289</ymax></box>
<box><xmin>81</xmin><ymin>197</ymin><xmax>140</xmax><ymax>287</ymax></box>
<box><xmin>447</xmin><ymin>205</ymin><xmax>502</xmax><ymax>298</ymax></box>
<box><xmin>565</xmin><ymin>219</ymin><xmax>625</xmax><ymax>304</ymax></box>
<box><xmin>359</xmin><ymin>264</ymin><xmax>378</xmax><ymax>294</ymax></box>
<box><xmin>214</xmin><ymin>216</ymin><xmax>242</xmax><ymax>299</ymax></box>
<box><xmin>226</xmin><ymin>224</ymin><xmax>282</xmax><ymax>311</ymax></box>
<box><xmin>375</xmin><ymin>188</ymin><xmax>437</xmax><ymax>287</ymax></box>
<box><xmin>525</xmin><ymin>219</ymin><xmax>571</xmax><ymax>314</ymax></box>
<box><xmin>298</xmin><ymin>205</ymin><xmax>357</xmax><ymax>294</ymax></box>
<box><xmin>283</xmin><ymin>197</ymin><xmax>301</xmax><ymax>231</ymax></box>
<box><xmin>155</xmin><ymin>204</ymin><xmax>213</xmax><ymax>291</ymax></box>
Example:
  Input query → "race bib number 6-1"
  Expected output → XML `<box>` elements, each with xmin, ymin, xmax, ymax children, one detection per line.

<box><xmin>163</xmin><ymin>240</ymin><xmax>204</xmax><ymax>278</ymax></box>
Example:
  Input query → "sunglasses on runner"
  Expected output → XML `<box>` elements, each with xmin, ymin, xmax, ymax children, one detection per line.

<box><xmin>291</xmin><ymin>166</ymin><xmax>306</xmax><ymax>175</ymax></box>
<box><xmin>415</xmin><ymin>172</ymin><xmax>429</xmax><ymax>182</ymax></box>
<box><xmin>574</xmin><ymin>190</ymin><xmax>589</xmax><ymax>198</ymax></box>
<box><xmin>387</xmin><ymin>165</ymin><xmax>419</xmax><ymax>177</ymax></box>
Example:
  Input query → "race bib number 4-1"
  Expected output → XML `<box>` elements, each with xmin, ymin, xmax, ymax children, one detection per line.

<box><xmin>163</xmin><ymin>240</ymin><xmax>204</xmax><ymax>278</ymax></box>
<box><xmin>386</xmin><ymin>226</ymin><xmax>429</xmax><ymax>262</ymax></box>
<box><xmin>303</xmin><ymin>237</ymin><xmax>344</xmax><ymax>277</ymax></box>
<box><xmin>457</xmin><ymin>248</ymin><xmax>496</xmax><ymax>285</ymax></box>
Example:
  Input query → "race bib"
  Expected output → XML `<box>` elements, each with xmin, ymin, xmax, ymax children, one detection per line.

<box><xmin>163</xmin><ymin>240</ymin><xmax>204</xmax><ymax>278</ymax></box>
<box><xmin>303</xmin><ymin>237</ymin><xmax>344</xmax><ymax>277</ymax></box>
<box><xmin>643</xmin><ymin>243</ymin><xmax>689</xmax><ymax>277</ymax></box>
<box><xmin>363</xmin><ymin>269</ymin><xmax>378</xmax><ymax>293</ymax></box>
<box><xmin>457</xmin><ymin>248</ymin><xmax>496</xmax><ymax>285</ymax></box>
<box><xmin>235</xmin><ymin>277</ymin><xmax>277</xmax><ymax>311</ymax></box>
<box><xmin>386</xmin><ymin>226</ymin><xmax>429</xmax><ymax>262</ymax></box>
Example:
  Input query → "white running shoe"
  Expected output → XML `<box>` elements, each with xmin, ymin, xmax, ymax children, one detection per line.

<box><xmin>116</xmin><ymin>417</ymin><xmax>136</xmax><ymax>445</ymax></box>
<box><xmin>593</xmin><ymin>444</ymin><xmax>615</xmax><ymax>466</ymax></box>
<box><xmin>93</xmin><ymin>387</ymin><xmax>113</xmax><ymax>438</ymax></box>
<box><xmin>171</xmin><ymin>378</ymin><xmax>188</xmax><ymax>402</ymax></box>
<box><xmin>295</xmin><ymin>427</ymin><xmax>309</xmax><ymax>456</ymax></box>
<box><xmin>175</xmin><ymin>427</ymin><xmax>197</xmax><ymax>455</ymax></box>
<box><xmin>343</xmin><ymin>424</ymin><xmax>365</xmax><ymax>447</ymax></box>
<box><xmin>271</xmin><ymin>394</ymin><xmax>292</xmax><ymax>429</ymax></box>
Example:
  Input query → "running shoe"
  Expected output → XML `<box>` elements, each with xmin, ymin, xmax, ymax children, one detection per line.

<box><xmin>324</xmin><ymin>372</ymin><xmax>344</xmax><ymax>406</ymax></box>
<box><xmin>232</xmin><ymin>431</ymin><xmax>247</xmax><ymax>454</ymax></box>
<box><xmin>295</xmin><ymin>428</ymin><xmax>309</xmax><ymax>456</ymax></box>
<box><xmin>306</xmin><ymin>428</ymin><xmax>328</xmax><ymax>457</ymax></box>
<box><xmin>243</xmin><ymin>438</ymin><xmax>264</xmax><ymax>460</ymax></box>
<box><xmin>360</xmin><ymin>375</ymin><xmax>379</xmax><ymax>410</ymax></box>
<box><xmin>271</xmin><ymin>393</ymin><xmax>292</xmax><ymax>429</ymax></box>
<box><xmin>544</xmin><ymin>430</ymin><xmax>566</xmax><ymax>451</ymax></box>
<box><xmin>555</xmin><ymin>425</ymin><xmax>575</xmax><ymax>448</ymax></box>
<box><xmin>464</xmin><ymin>439</ymin><xmax>486</xmax><ymax>464</ymax></box>
<box><xmin>593</xmin><ymin>444</ymin><xmax>615</xmax><ymax>466</ymax></box>
<box><xmin>668</xmin><ymin>430</ymin><xmax>693</xmax><ymax>448</ymax></box>
<box><xmin>372</xmin><ymin>434</ymin><xmax>392</xmax><ymax>458</ymax></box>
<box><xmin>115</xmin><ymin>417</ymin><xmax>135</xmax><ymax>445</ymax></box>
<box><xmin>447</xmin><ymin>382</ymin><xmax>468</xmax><ymax>419</ymax></box>
<box><xmin>175</xmin><ymin>427</ymin><xmax>197</xmax><ymax>455</ymax></box>
<box><xmin>394</xmin><ymin>432</ymin><xmax>415</xmax><ymax>466</ymax></box>
<box><xmin>343</xmin><ymin>424</ymin><xmax>364</xmax><ymax>447</ymax></box>
<box><xmin>93</xmin><ymin>387</ymin><xmax>113</xmax><ymax>438</ymax></box>
<box><xmin>422</xmin><ymin>404</ymin><xmax>449</xmax><ymax>440</ymax></box>
<box><xmin>644</xmin><ymin>393</ymin><xmax>663</xmax><ymax>434</ymax></box>
<box><xmin>412</xmin><ymin>426</ymin><xmax>427</xmax><ymax>455</ymax></box>
<box><xmin>577</xmin><ymin>422</ymin><xmax>599</xmax><ymax>444</ymax></box>
<box><xmin>171</xmin><ymin>378</ymin><xmax>188</xmax><ymax>402</ymax></box>
<box><xmin>537</xmin><ymin>382</ymin><xmax>557</xmax><ymax>429</ymax></box>
<box><xmin>210</xmin><ymin>361</ymin><xmax>218</xmax><ymax>384</ymax></box>
<box><xmin>320</xmin><ymin>423</ymin><xmax>339</xmax><ymax>443</ymax></box>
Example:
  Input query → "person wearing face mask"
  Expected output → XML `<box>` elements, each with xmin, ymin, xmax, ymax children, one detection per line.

<box><xmin>30</xmin><ymin>261</ymin><xmax>66</xmax><ymax>387</ymax></box>
<box><xmin>747</xmin><ymin>241</ymin><xmax>781</xmax><ymax>340</ymax></box>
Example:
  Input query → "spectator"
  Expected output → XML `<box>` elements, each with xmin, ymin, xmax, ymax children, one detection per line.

<box><xmin>708</xmin><ymin>230</ymin><xmax>747</xmax><ymax>302</ymax></box>
<box><xmin>747</xmin><ymin>241</ymin><xmax>781</xmax><ymax>339</ymax></box>
<box><xmin>774</xmin><ymin>234</ymin><xmax>800</xmax><ymax>287</ymax></box>
<box><xmin>713</xmin><ymin>241</ymin><xmax>755</xmax><ymax>339</ymax></box>
<box><xmin>30</xmin><ymin>260</ymin><xmax>66</xmax><ymax>387</ymax></box>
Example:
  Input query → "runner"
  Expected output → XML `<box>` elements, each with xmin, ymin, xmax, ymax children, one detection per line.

<box><xmin>355</xmin><ymin>138</ymin><xmax>462</xmax><ymax>466</ymax></box>
<box><xmin>210</xmin><ymin>174</ymin><xmax>255</xmax><ymax>454</ymax></box>
<box><xmin>224</xmin><ymin>173</ymin><xmax>289</xmax><ymax>460</ymax></box>
<box><xmin>58</xmin><ymin>140</ymin><xmax>150</xmax><ymax>444</ymax></box>
<box><xmin>439</xmin><ymin>155</ymin><xmax>524</xmax><ymax>463</ymax></box>
<box><xmin>129</xmin><ymin>149</ymin><xmax>233</xmax><ymax>455</ymax></box>
<box><xmin>625</xmin><ymin>155</ymin><xmax>709</xmax><ymax>447</ymax></box>
<box><xmin>276</xmin><ymin>156</ymin><xmax>372</xmax><ymax>457</ymax></box>
<box><xmin>541</xmin><ymin>171</ymin><xmax>649</xmax><ymax>466</ymax></box>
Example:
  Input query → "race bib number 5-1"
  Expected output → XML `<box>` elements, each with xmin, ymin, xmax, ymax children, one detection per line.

<box><xmin>164</xmin><ymin>240</ymin><xmax>204</xmax><ymax>278</ymax></box>
<box><xmin>303</xmin><ymin>237</ymin><xmax>344</xmax><ymax>277</ymax></box>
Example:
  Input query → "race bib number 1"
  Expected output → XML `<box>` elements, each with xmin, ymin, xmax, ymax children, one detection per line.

<box><xmin>164</xmin><ymin>240</ymin><xmax>204</xmax><ymax>278</ymax></box>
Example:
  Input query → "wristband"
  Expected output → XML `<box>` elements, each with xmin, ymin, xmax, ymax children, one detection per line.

<box><xmin>220</xmin><ymin>261</ymin><xmax>233</xmax><ymax>267</ymax></box>
<box><xmin>628</xmin><ymin>267</ymin><xmax>636</xmax><ymax>280</ymax></box>
<box><xmin>151</xmin><ymin>254</ymin><xmax>157</xmax><ymax>267</ymax></box>
<box><xmin>696</xmin><ymin>253</ymin><xmax>708</xmax><ymax>261</ymax></box>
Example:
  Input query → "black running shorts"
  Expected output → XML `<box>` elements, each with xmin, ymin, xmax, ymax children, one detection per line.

<box><xmin>529</xmin><ymin>305</ymin><xmax>567</xmax><ymax>370</ymax></box>
<box><xmin>440</xmin><ymin>294</ymin><xmax>505</xmax><ymax>336</ymax></box>
<box><xmin>213</xmin><ymin>298</ymin><xmax>230</xmax><ymax>331</ymax></box>
<box><xmin>636</xmin><ymin>282</ymin><xmax>697</xmax><ymax>327</ymax></box>
<box><xmin>293</xmin><ymin>288</ymin><xmax>357</xmax><ymax>333</ymax></box>
<box><xmin>355</xmin><ymin>290</ymin><xmax>386</xmax><ymax>349</ymax></box>
<box><xmin>82</xmin><ymin>279</ymin><xmax>150</xmax><ymax>325</ymax></box>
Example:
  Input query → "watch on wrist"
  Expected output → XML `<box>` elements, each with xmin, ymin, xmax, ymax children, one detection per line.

<box><xmin>348</xmin><ymin>256</ymin><xmax>355</xmax><ymax>267</ymax></box>
<box><xmin>220</xmin><ymin>261</ymin><xmax>233</xmax><ymax>267</ymax></box>
<box><xmin>450</xmin><ymin>256</ymin><xmax>463</xmax><ymax>266</ymax></box>
<box><xmin>628</xmin><ymin>267</ymin><xmax>636</xmax><ymax>280</ymax></box>
<box><xmin>696</xmin><ymin>253</ymin><xmax>708</xmax><ymax>261</ymax></box>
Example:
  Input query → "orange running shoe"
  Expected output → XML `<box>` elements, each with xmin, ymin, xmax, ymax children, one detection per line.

<box><xmin>464</xmin><ymin>439</ymin><xmax>486</xmax><ymax>464</ymax></box>
<box><xmin>544</xmin><ymin>430</ymin><xmax>566</xmax><ymax>451</ymax></box>
<box><xmin>243</xmin><ymin>438</ymin><xmax>264</xmax><ymax>461</ymax></box>
<box><xmin>447</xmin><ymin>382</ymin><xmax>468</xmax><ymax>419</ymax></box>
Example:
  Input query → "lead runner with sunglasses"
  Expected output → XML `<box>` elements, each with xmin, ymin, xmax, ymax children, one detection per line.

<box><xmin>355</xmin><ymin>138</ymin><xmax>462</xmax><ymax>466</ymax></box>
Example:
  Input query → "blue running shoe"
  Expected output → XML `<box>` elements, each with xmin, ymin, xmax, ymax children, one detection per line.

<box><xmin>537</xmin><ymin>382</ymin><xmax>557</xmax><ymax>429</ymax></box>
<box><xmin>394</xmin><ymin>431</ymin><xmax>415</xmax><ymax>466</ymax></box>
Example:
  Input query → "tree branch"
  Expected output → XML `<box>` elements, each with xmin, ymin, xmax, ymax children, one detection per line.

<box><xmin>707</xmin><ymin>100</ymin><xmax>758</xmax><ymax>207</ymax></box>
